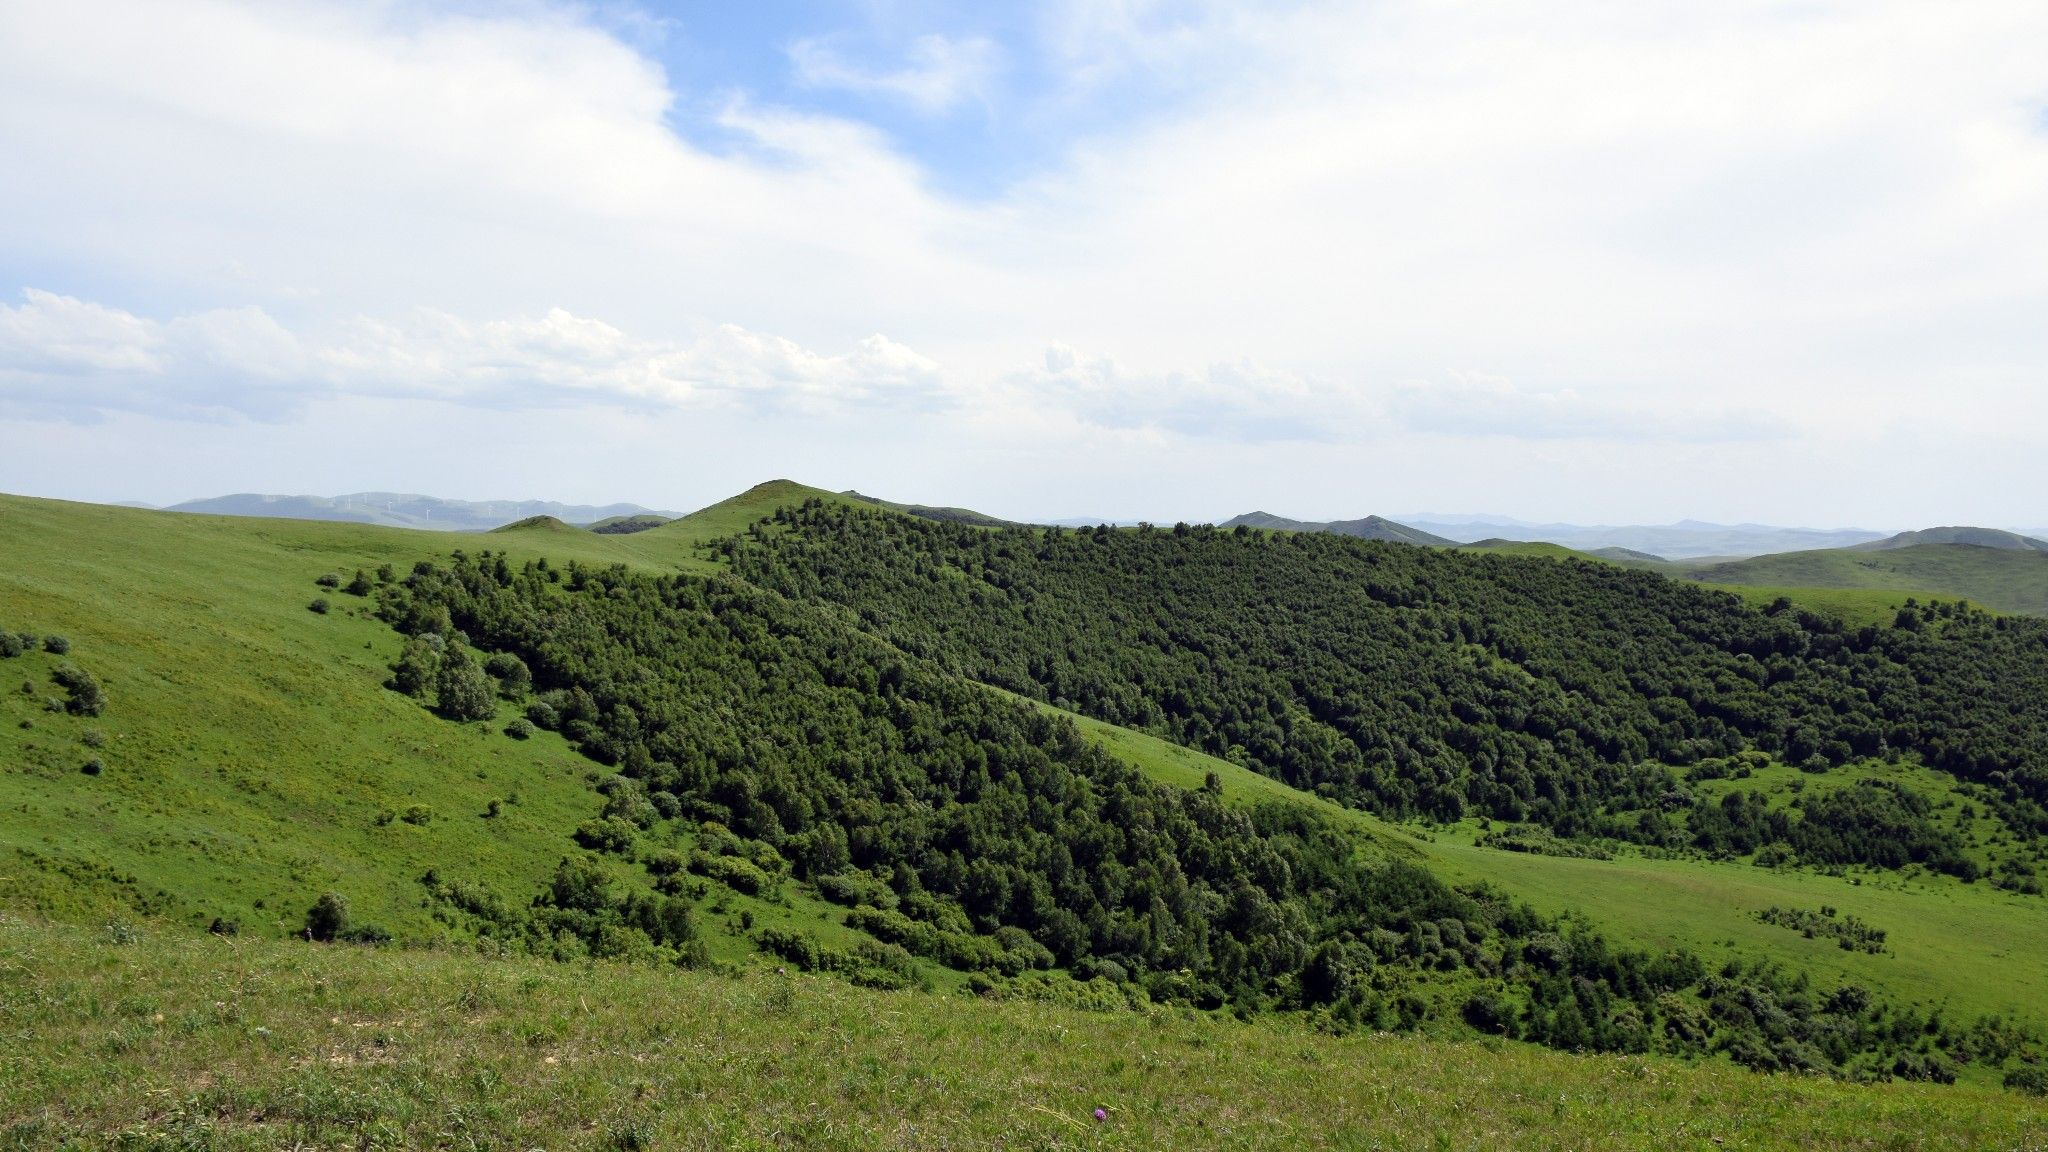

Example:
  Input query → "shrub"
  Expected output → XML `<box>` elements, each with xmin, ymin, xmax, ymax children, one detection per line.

<box><xmin>0</xmin><ymin>632</ymin><xmax>22</xmax><ymax>658</ymax></box>
<box><xmin>1463</xmin><ymin>992</ymin><xmax>1512</xmax><ymax>1035</ymax></box>
<box><xmin>51</xmin><ymin>664</ymin><xmax>106</xmax><ymax>717</ymax></box>
<box><xmin>315</xmin><ymin>573</ymin><xmax>341</xmax><ymax>589</ymax></box>
<box><xmin>816</xmin><ymin>871</ymin><xmax>894</xmax><ymax>908</ymax></box>
<box><xmin>401</xmin><ymin>804</ymin><xmax>432</xmax><ymax>826</ymax></box>
<box><xmin>648</xmin><ymin>790</ymin><xmax>682</xmax><ymax>819</ymax></box>
<box><xmin>690</xmin><ymin>851</ymin><xmax>769</xmax><ymax>894</ymax></box>
<box><xmin>80</xmin><ymin>757</ymin><xmax>103</xmax><ymax>776</ymax></box>
<box><xmin>307</xmin><ymin>598</ymin><xmax>331</xmax><ymax>615</ymax></box>
<box><xmin>547</xmin><ymin>857</ymin><xmax>613</xmax><ymax>913</ymax></box>
<box><xmin>574</xmin><ymin>818</ymin><xmax>637</xmax><ymax>854</ymax></box>
<box><xmin>505</xmin><ymin>717</ymin><xmax>535</xmax><ymax>740</ymax></box>
<box><xmin>525</xmin><ymin>700</ymin><xmax>560</xmax><ymax>730</ymax></box>
<box><xmin>340</xmin><ymin>923</ymin><xmax>392</xmax><ymax>945</ymax></box>
<box><xmin>207</xmin><ymin>916</ymin><xmax>240</xmax><ymax>936</ymax></box>
<box><xmin>435</xmin><ymin>645</ymin><xmax>497</xmax><ymax>722</ymax></box>
<box><xmin>484</xmin><ymin>651</ymin><xmax>532</xmax><ymax>698</ymax></box>
<box><xmin>42</xmin><ymin>635</ymin><xmax>69</xmax><ymax>655</ymax></box>
<box><xmin>305</xmin><ymin>892</ymin><xmax>351</xmax><ymax>941</ymax></box>
<box><xmin>391</xmin><ymin>636</ymin><xmax>443</xmax><ymax>698</ymax></box>
<box><xmin>2007</xmin><ymin>1064</ymin><xmax>2048</xmax><ymax>1096</ymax></box>
<box><xmin>80</xmin><ymin>728</ymin><xmax>105</xmax><ymax>748</ymax></box>
<box><xmin>345</xmin><ymin>570</ymin><xmax>374</xmax><ymax>596</ymax></box>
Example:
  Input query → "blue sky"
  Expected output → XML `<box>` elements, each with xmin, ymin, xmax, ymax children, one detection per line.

<box><xmin>2</xmin><ymin>1</ymin><xmax>2046</xmax><ymax>527</ymax></box>
<box><xmin>626</xmin><ymin>1</ymin><xmax>1236</xmax><ymax>199</ymax></box>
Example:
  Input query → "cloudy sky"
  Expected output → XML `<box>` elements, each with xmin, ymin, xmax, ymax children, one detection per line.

<box><xmin>3</xmin><ymin>0</ymin><xmax>2045</xmax><ymax>527</ymax></box>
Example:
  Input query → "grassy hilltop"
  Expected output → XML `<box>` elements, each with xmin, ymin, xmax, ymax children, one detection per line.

<box><xmin>6</xmin><ymin>484</ymin><xmax>2048</xmax><ymax>1146</ymax></box>
<box><xmin>1672</xmin><ymin>543</ymin><xmax>2048</xmax><ymax>617</ymax></box>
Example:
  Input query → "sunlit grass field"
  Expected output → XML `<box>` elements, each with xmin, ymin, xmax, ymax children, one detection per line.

<box><xmin>4</xmin><ymin>916</ymin><xmax>2043</xmax><ymax>1151</ymax></box>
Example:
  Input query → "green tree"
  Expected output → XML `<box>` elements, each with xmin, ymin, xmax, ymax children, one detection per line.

<box><xmin>390</xmin><ymin>636</ymin><xmax>442</xmax><ymax>698</ymax></box>
<box><xmin>435</xmin><ymin>644</ymin><xmax>497</xmax><ymax>722</ymax></box>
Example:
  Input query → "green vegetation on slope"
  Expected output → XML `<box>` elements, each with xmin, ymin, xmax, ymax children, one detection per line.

<box><xmin>842</xmin><ymin>489</ymin><xmax>1018</xmax><ymax>527</ymax></box>
<box><xmin>354</xmin><ymin>549</ymin><xmax>2041</xmax><ymax>1080</ymax></box>
<box><xmin>1678</xmin><ymin>543</ymin><xmax>2048</xmax><ymax>616</ymax></box>
<box><xmin>722</xmin><ymin>503</ymin><xmax>2048</xmax><ymax>842</ymax></box>
<box><xmin>1048</xmin><ymin>700</ymin><xmax>2048</xmax><ymax>1034</ymax></box>
<box><xmin>11</xmin><ymin>484</ymin><xmax>2048</xmax><ymax>1141</ymax></box>
<box><xmin>9</xmin><ymin>917</ymin><xmax>2041</xmax><ymax>1151</ymax></box>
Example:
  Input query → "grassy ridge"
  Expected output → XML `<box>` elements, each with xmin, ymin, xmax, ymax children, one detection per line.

<box><xmin>1674</xmin><ymin>544</ymin><xmax>2048</xmax><ymax>616</ymax></box>
<box><xmin>0</xmin><ymin>487</ymin><xmax>848</xmax><ymax>942</ymax></box>
<box><xmin>4</xmin><ymin>915</ymin><xmax>2042</xmax><ymax>1151</ymax></box>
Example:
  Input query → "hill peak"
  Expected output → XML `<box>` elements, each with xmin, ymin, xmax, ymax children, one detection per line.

<box><xmin>1852</xmin><ymin>526</ymin><xmax>2048</xmax><ymax>553</ymax></box>
<box><xmin>490</xmin><ymin>515</ymin><xmax>578</xmax><ymax>533</ymax></box>
<box><xmin>1219</xmin><ymin>510</ymin><xmax>1453</xmax><ymax>546</ymax></box>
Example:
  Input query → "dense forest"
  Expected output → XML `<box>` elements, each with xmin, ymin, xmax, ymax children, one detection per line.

<box><xmin>371</xmin><ymin>551</ymin><xmax>2041</xmax><ymax>1083</ymax></box>
<box><xmin>718</xmin><ymin>504</ymin><xmax>2048</xmax><ymax>853</ymax></box>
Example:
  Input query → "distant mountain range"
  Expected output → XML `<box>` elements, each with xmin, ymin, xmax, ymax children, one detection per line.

<box><xmin>1219</xmin><ymin>511</ymin><xmax>1456</xmax><ymax>546</ymax></box>
<box><xmin>1390</xmin><ymin>518</ymin><xmax>1890</xmax><ymax>560</ymax></box>
<box><xmin>164</xmin><ymin>492</ymin><xmax>673</xmax><ymax>532</ymax></box>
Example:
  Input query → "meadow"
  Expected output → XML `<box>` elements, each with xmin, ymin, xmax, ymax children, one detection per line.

<box><xmin>5</xmin><ymin>915</ymin><xmax>2044</xmax><ymax>1151</ymax></box>
<box><xmin>7</xmin><ymin>484</ymin><xmax>2048</xmax><ymax>1146</ymax></box>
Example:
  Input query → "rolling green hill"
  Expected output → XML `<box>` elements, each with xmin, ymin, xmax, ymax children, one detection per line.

<box><xmin>1851</xmin><ymin>526</ymin><xmax>2048</xmax><ymax>552</ymax></box>
<box><xmin>842</xmin><ymin>489</ymin><xmax>1018</xmax><ymax>527</ymax></box>
<box><xmin>584</xmin><ymin>513</ymin><xmax>672</xmax><ymax>534</ymax></box>
<box><xmin>7</xmin><ymin>485</ymin><xmax>2048</xmax><ymax>1145</ymax></box>
<box><xmin>1674</xmin><ymin>543</ymin><xmax>2048</xmax><ymax>615</ymax></box>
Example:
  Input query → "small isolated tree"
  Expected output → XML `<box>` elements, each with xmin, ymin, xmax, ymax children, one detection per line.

<box><xmin>0</xmin><ymin>632</ymin><xmax>22</xmax><ymax>658</ymax></box>
<box><xmin>345</xmin><ymin>569</ymin><xmax>374</xmax><ymax>596</ymax></box>
<box><xmin>43</xmin><ymin>635</ymin><xmax>70</xmax><ymax>655</ymax></box>
<box><xmin>307</xmin><ymin>598</ymin><xmax>331</xmax><ymax>615</ymax></box>
<box><xmin>314</xmin><ymin>572</ymin><xmax>341</xmax><ymax>589</ymax></box>
<box><xmin>306</xmin><ymin>892</ymin><xmax>351</xmax><ymax>941</ymax></box>
<box><xmin>435</xmin><ymin>644</ymin><xmax>497</xmax><ymax>722</ymax></box>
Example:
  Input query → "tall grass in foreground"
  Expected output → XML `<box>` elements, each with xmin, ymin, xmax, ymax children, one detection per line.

<box><xmin>2</xmin><ymin>917</ymin><xmax>2042</xmax><ymax>1150</ymax></box>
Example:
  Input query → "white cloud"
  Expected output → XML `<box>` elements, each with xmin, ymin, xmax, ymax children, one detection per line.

<box><xmin>1387</xmin><ymin>374</ymin><xmax>1787</xmax><ymax>443</ymax></box>
<box><xmin>990</xmin><ymin>345</ymin><xmax>1784</xmax><ymax>444</ymax></box>
<box><xmin>789</xmin><ymin>33</ymin><xmax>1000</xmax><ymax>115</ymax></box>
<box><xmin>0</xmin><ymin>291</ymin><xmax>947</xmax><ymax>421</ymax></box>
<box><xmin>0</xmin><ymin>0</ymin><xmax>2045</xmax><ymax>520</ymax></box>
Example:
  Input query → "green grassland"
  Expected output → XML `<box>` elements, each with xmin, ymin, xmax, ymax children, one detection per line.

<box><xmin>1442</xmin><ymin>539</ymin><xmax>1956</xmax><ymax>626</ymax></box>
<box><xmin>1672</xmin><ymin>544</ymin><xmax>2048</xmax><ymax>616</ymax></box>
<box><xmin>4</xmin><ymin>915</ymin><xmax>2043</xmax><ymax>1151</ymax></box>
<box><xmin>7</xmin><ymin>486</ymin><xmax>2048</xmax><ymax>1143</ymax></box>
<box><xmin>0</xmin><ymin>485</ymin><xmax>889</xmax><ymax>950</ymax></box>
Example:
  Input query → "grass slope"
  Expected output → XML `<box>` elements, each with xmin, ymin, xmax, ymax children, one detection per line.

<box><xmin>1673</xmin><ymin>544</ymin><xmax>2048</xmax><ymax>616</ymax></box>
<box><xmin>1037</xmin><ymin>697</ymin><xmax>2048</xmax><ymax>1031</ymax></box>
<box><xmin>0</xmin><ymin>492</ymin><xmax>882</xmax><ymax>964</ymax></box>
<box><xmin>4</xmin><ymin>916</ymin><xmax>2040</xmax><ymax>1151</ymax></box>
